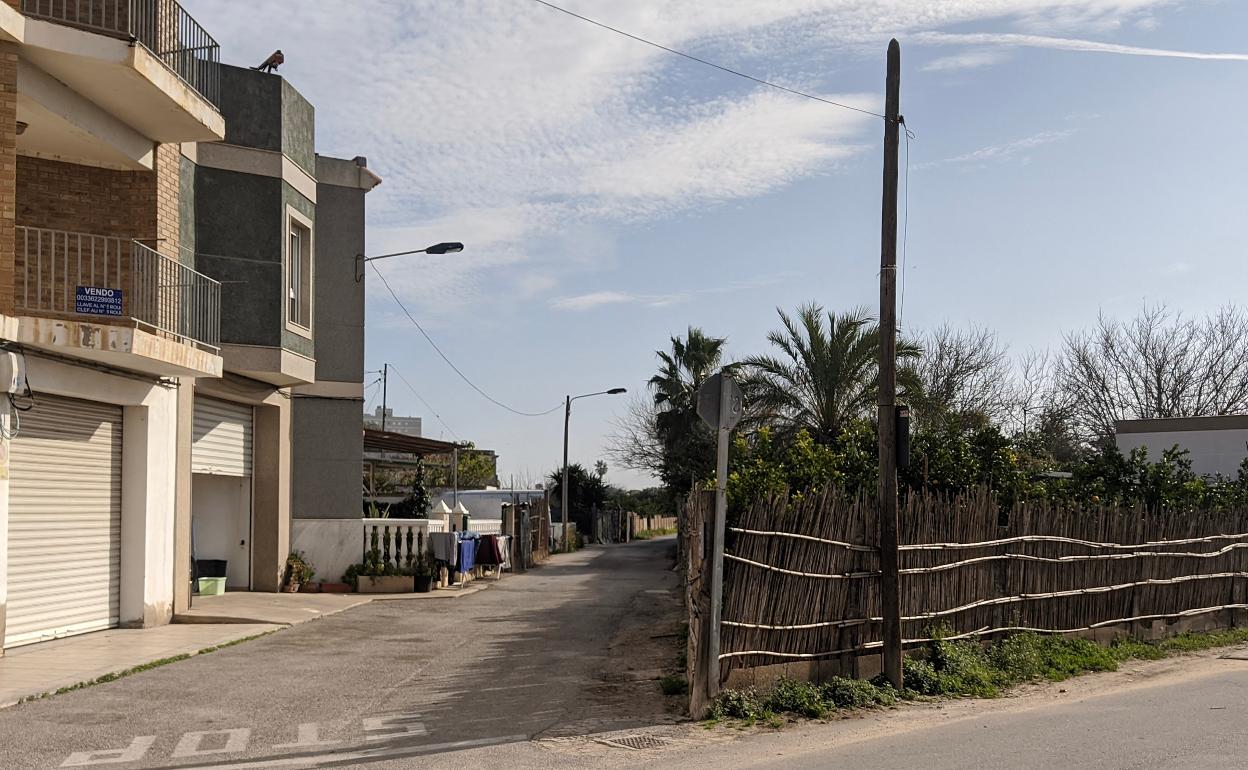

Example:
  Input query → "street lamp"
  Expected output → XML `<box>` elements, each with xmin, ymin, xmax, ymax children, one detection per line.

<box><xmin>561</xmin><ymin>387</ymin><xmax>627</xmax><ymax>553</ymax></box>
<box><xmin>354</xmin><ymin>241</ymin><xmax>464</xmax><ymax>282</ymax></box>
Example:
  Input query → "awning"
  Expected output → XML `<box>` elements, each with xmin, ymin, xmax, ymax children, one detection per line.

<box><xmin>362</xmin><ymin>429</ymin><xmax>458</xmax><ymax>456</ymax></box>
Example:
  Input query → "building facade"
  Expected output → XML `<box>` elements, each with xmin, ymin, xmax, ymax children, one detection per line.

<box><xmin>363</xmin><ymin>405</ymin><xmax>422</xmax><ymax>437</ymax></box>
<box><xmin>0</xmin><ymin>0</ymin><xmax>226</xmax><ymax>652</ymax></box>
<box><xmin>1116</xmin><ymin>416</ymin><xmax>1248</xmax><ymax>479</ymax></box>
<box><xmin>0</xmin><ymin>2</ymin><xmax>376</xmax><ymax>653</ymax></box>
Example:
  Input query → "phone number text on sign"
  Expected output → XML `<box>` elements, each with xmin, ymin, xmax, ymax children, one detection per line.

<box><xmin>75</xmin><ymin>286</ymin><xmax>124</xmax><ymax>317</ymax></box>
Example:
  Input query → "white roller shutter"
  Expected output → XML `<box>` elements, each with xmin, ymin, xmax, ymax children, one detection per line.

<box><xmin>192</xmin><ymin>397</ymin><xmax>253</xmax><ymax>477</ymax></box>
<box><xmin>5</xmin><ymin>395</ymin><xmax>123</xmax><ymax>648</ymax></box>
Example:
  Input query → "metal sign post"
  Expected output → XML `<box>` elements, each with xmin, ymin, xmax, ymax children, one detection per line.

<box><xmin>697</xmin><ymin>369</ymin><xmax>743</xmax><ymax>699</ymax></box>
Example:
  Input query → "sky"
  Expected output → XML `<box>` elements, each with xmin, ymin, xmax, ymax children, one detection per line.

<box><xmin>187</xmin><ymin>0</ymin><xmax>1248</xmax><ymax>490</ymax></box>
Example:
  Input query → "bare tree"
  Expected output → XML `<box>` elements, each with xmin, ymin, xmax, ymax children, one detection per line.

<box><xmin>912</xmin><ymin>324</ymin><xmax>1013</xmax><ymax>427</ymax></box>
<box><xmin>604</xmin><ymin>395</ymin><xmax>667</xmax><ymax>478</ymax></box>
<box><xmin>1055</xmin><ymin>304</ymin><xmax>1248</xmax><ymax>439</ymax></box>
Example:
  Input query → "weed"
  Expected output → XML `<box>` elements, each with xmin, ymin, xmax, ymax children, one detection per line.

<box><xmin>659</xmin><ymin>674</ymin><xmax>688</xmax><ymax>696</ymax></box>
<box><xmin>764</xmin><ymin>678</ymin><xmax>828</xmax><ymax>719</ymax></box>
<box><xmin>708</xmin><ymin>687</ymin><xmax>768</xmax><ymax>721</ymax></box>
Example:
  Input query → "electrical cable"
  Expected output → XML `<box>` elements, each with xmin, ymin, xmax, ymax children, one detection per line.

<box><xmin>527</xmin><ymin>0</ymin><xmax>888</xmax><ymax>121</ymax></box>
<box><xmin>369</xmin><ymin>263</ymin><xmax>563</xmax><ymax>417</ymax></box>
<box><xmin>387</xmin><ymin>365</ymin><xmax>462</xmax><ymax>442</ymax></box>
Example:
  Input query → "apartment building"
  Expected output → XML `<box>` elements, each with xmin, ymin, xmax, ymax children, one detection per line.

<box><xmin>0</xmin><ymin>2</ymin><xmax>377</xmax><ymax>653</ymax></box>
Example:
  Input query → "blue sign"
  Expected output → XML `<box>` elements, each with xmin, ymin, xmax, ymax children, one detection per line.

<box><xmin>75</xmin><ymin>286</ymin><xmax>124</xmax><ymax>317</ymax></box>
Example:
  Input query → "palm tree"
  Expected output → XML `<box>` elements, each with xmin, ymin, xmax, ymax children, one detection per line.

<box><xmin>649</xmin><ymin>327</ymin><xmax>728</xmax><ymax>500</ymax></box>
<box><xmin>742</xmin><ymin>303</ymin><xmax>920</xmax><ymax>444</ymax></box>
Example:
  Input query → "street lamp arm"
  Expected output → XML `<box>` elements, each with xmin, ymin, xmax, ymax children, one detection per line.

<box><xmin>354</xmin><ymin>241</ymin><xmax>465</xmax><ymax>283</ymax></box>
<box><xmin>569</xmin><ymin>388</ymin><xmax>627</xmax><ymax>402</ymax></box>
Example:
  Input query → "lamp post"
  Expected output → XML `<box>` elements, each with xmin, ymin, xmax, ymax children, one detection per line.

<box><xmin>354</xmin><ymin>241</ymin><xmax>464</xmax><ymax>282</ymax></box>
<box><xmin>561</xmin><ymin>388</ymin><xmax>627</xmax><ymax>553</ymax></box>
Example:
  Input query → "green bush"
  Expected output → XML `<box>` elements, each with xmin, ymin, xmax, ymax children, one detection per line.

<box><xmin>821</xmin><ymin>676</ymin><xmax>896</xmax><ymax>708</ymax></box>
<box><xmin>763</xmin><ymin>678</ymin><xmax>828</xmax><ymax>719</ymax></box>
<box><xmin>658</xmin><ymin>675</ymin><xmax>688</xmax><ymax>696</ymax></box>
<box><xmin>708</xmin><ymin>687</ymin><xmax>767</xmax><ymax>721</ymax></box>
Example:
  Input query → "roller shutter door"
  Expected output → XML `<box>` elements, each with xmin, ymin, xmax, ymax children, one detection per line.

<box><xmin>192</xmin><ymin>397</ymin><xmax>253</xmax><ymax>476</ymax></box>
<box><xmin>5</xmin><ymin>395</ymin><xmax>123</xmax><ymax>648</ymax></box>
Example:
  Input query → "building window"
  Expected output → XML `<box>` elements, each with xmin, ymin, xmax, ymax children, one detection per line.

<box><xmin>286</xmin><ymin>211</ymin><xmax>312</xmax><ymax>333</ymax></box>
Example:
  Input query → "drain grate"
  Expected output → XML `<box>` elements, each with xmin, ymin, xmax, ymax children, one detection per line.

<box><xmin>596</xmin><ymin>734</ymin><xmax>671</xmax><ymax>751</ymax></box>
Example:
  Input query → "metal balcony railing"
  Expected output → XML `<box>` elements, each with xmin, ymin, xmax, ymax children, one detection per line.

<box><xmin>22</xmin><ymin>0</ymin><xmax>221</xmax><ymax>107</ymax></box>
<box><xmin>16</xmin><ymin>226</ymin><xmax>221</xmax><ymax>351</ymax></box>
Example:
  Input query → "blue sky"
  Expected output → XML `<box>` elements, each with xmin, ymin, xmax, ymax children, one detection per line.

<box><xmin>188</xmin><ymin>0</ymin><xmax>1248</xmax><ymax>489</ymax></box>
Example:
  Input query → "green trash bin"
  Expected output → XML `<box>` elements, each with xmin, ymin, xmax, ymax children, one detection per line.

<box><xmin>197</xmin><ymin>577</ymin><xmax>227</xmax><ymax>596</ymax></box>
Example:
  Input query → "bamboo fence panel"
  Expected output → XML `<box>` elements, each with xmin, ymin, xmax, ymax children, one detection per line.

<box><xmin>712</xmin><ymin>485</ymin><xmax>1248</xmax><ymax>677</ymax></box>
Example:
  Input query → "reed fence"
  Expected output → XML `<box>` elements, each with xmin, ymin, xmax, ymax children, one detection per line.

<box><xmin>690</xmin><ymin>486</ymin><xmax>1248</xmax><ymax>684</ymax></box>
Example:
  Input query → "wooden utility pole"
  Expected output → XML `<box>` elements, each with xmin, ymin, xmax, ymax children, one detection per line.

<box><xmin>877</xmin><ymin>38</ymin><xmax>903</xmax><ymax>691</ymax></box>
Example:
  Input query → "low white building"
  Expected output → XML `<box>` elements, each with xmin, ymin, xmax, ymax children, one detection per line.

<box><xmin>1115</xmin><ymin>415</ymin><xmax>1248</xmax><ymax>478</ymax></box>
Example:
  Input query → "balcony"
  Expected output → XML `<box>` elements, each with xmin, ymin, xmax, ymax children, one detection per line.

<box><xmin>22</xmin><ymin>0</ymin><xmax>220</xmax><ymax>106</ymax></box>
<box><xmin>8</xmin><ymin>226</ymin><xmax>223</xmax><ymax>377</ymax></box>
<box><xmin>11</xmin><ymin>0</ymin><xmax>225</xmax><ymax>145</ymax></box>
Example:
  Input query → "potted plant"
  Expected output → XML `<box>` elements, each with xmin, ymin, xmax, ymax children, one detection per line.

<box><xmin>348</xmin><ymin>547</ymin><xmax>412</xmax><ymax>593</ymax></box>
<box><xmin>412</xmin><ymin>550</ymin><xmax>434</xmax><ymax>593</ymax></box>
<box><xmin>283</xmin><ymin>551</ymin><xmax>315</xmax><ymax>593</ymax></box>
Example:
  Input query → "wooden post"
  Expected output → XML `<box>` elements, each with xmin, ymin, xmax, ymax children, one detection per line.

<box><xmin>706</xmin><ymin>373</ymin><xmax>733</xmax><ymax>699</ymax></box>
<box><xmin>877</xmin><ymin>38</ymin><xmax>904</xmax><ymax>691</ymax></box>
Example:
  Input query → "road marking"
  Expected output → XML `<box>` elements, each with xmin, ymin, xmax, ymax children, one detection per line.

<box><xmin>361</xmin><ymin>713</ymin><xmax>427</xmax><ymax>742</ymax></box>
<box><xmin>175</xmin><ymin>735</ymin><xmax>529</xmax><ymax>769</ymax></box>
<box><xmin>272</xmin><ymin>724</ymin><xmax>342</xmax><ymax>749</ymax></box>
<box><xmin>173</xmin><ymin>729</ymin><xmax>252</xmax><ymax>758</ymax></box>
<box><xmin>60</xmin><ymin>736</ymin><xmax>156</xmax><ymax>767</ymax></box>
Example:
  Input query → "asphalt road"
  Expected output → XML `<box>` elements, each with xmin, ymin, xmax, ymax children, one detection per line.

<box><xmin>0</xmin><ymin>539</ymin><xmax>684</xmax><ymax>770</ymax></box>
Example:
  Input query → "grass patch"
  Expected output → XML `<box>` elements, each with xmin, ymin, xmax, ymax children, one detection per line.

<box><xmin>633</xmin><ymin>528</ymin><xmax>678</xmax><ymax>541</ymax></box>
<box><xmin>16</xmin><ymin>630</ymin><xmax>279</xmax><ymax>704</ymax></box>
<box><xmin>708</xmin><ymin>625</ymin><xmax>1248</xmax><ymax>724</ymax></box>
<box><xmin>659</xmin><ymin>674</ymin><xmax>689</xmax><ymax>696</ymax></box>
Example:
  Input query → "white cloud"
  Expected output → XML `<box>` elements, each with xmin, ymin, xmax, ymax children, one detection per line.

<box><xmin>551</xmin><ymin>272</ymin><xmax>796</xmax><ymax>311</ymax></box>
<box><xmin>921</xmin><ymin>50</ymin><xmax>1009</xmax><ymax>72</ymax></box>
<box><xmin>185</xmin><ymin>0</ymin><xmax>1192</xmax><ymax>308</ymax></box>
<box><xmin>919</xmin><ymin>129</ymin><xmax>1077</xmax><ymax>169</ymax></box>
<box><xmin>915</xmin><ymin>31</ymin><xmax>1248</xmax><ymax>62</ymax></box>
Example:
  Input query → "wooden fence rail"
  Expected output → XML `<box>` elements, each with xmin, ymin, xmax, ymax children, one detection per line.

<box><xmin>691</xmin><ymin>486</ymin><xmax>1248</xmax><ymax>684</ymax></box>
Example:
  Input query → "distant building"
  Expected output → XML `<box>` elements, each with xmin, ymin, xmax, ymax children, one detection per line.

<box><xmin>1115</xmin><ymin>415</ymin><xmax>1248</xmax><ymax>478</ymax></box>
<box><xmin>364</xmin><ymin>406</ymin><xmax>423</xmax><ymax>437</ymax></box>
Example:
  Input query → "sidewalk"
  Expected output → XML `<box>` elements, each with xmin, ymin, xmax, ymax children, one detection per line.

<box><xmin>0</xmin><ymin>582</ymin><xmax>493</xmax><ymax>708</ymax></box>
<box><xmin>0</xmin><ymin>623</ymin><xmax>278</xmax><ymax>708</ymax></box>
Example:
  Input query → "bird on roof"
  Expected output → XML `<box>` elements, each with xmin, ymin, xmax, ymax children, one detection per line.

<box><xmin>252</xmin><ymin>50</ymin><xmax>284</xmax><ymax>73</ymax></box>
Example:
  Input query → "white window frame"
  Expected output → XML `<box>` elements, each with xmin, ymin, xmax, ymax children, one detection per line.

<box><xmin>285</xmin><ymin>205</ymin><xmax>314</xmax><ymax>337</ymax></box>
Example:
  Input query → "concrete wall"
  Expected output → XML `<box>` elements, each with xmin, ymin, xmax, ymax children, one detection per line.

<box><xmin>310</xmin><ymin>177</ymin><xmax>364</xmax><ymax>382</ymax></box>
<box><xmin>292</xmin><ymin>398</ymin><xmax>361</xmax><ymax>519</ymax></box>
<box><xmin>1116</xmin><ymin>416</ymin><xmax>1248</xmax><ymax>478</ymax></box>
<box><xmin>280</xmin><ymin>79</ymin><xmax>315</xmax><ymax>177</ymax></box>
<box><xmin>193</xmin><ymin>166</ymin><xmax>282</xmax><ymax>347</ymax></box>
<box><xmin>218</xmin><ymin>65</ymin><xmax>282</xmax><ymax>154</ymax></box>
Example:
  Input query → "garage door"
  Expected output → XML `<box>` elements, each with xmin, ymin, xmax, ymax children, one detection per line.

<box><xmin>5</xmin><ymin>395</ymin><xmax>123</xmax><ymax>648</ymax></box>
<box><xmin>192</xmin><ymin>397</ymin><xmax>253</xmax><ymax>476</ymax></box>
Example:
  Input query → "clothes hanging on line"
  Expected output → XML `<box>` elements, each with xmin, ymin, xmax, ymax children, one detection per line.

<box><xmin>429</xmin><ymin>532</ymin><xmax>458</xmax><ymax>568</ymax></box>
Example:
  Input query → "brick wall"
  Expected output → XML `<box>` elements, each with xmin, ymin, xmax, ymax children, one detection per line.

<box><xmin>0</xmin><ymin>42</ymin><xmax>16</xmax><ymax>316</ymax></box>
<box><xmin>16</xmin><ymin>147</ymin><xmax>180</xmax><ymax>260</ymax></box>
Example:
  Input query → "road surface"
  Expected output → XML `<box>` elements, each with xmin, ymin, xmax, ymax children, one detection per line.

<box><xmin>0</xmin><ymin>539</ymin><xmax>684</xmax><ymax>769</ymax></box>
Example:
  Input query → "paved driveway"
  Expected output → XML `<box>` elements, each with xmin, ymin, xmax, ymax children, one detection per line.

<box><xmin>0</xmin><ymin>539</ymin><xmax>683</xmax><ymax>769</ymax></box>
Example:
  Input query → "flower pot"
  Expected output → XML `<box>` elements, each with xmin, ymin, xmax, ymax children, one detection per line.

<box><xmin>299</xmin><ymin>582</ymin><xmax>321</xmax><ymax>593</ymax></box>
<box><xmin>319</xmin><ymin>582</ymin><xmax>351</xmax><ymax>594</ymax></box>
<box><xmin>281</xmin><ymin>582</ymin><xmax>301</xmax><ymax>593</ymax></box>
<box><xmin>357</xmin><ymin>575</ymin><xmax>413</xmax><ymax>594</ymax></box>
<box><xmin>414</xmin><ymin>574</ymin><xmax>433</xmax><ymax>593</ymax></box>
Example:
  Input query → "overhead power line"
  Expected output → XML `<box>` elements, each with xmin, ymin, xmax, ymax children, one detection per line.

<box><xmin>387</xmin><ymin>364</ymin><xmax>462</xmax><ymax>442</ymax></box>
<box><xmin>528</xmin><ymin>0</ymin><xmax>888</xmax><ymax>121</ymax></box>
<box><xmin>370</xmin><ymin>263</ymin><xmax>563</xmax><ymax>418</ymax></box>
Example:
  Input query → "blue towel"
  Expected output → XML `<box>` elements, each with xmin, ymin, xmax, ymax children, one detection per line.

<box><xmin>458</xmin><ymin>538</ymin><xmax>476</xmax><ymax>572</ymax></box>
